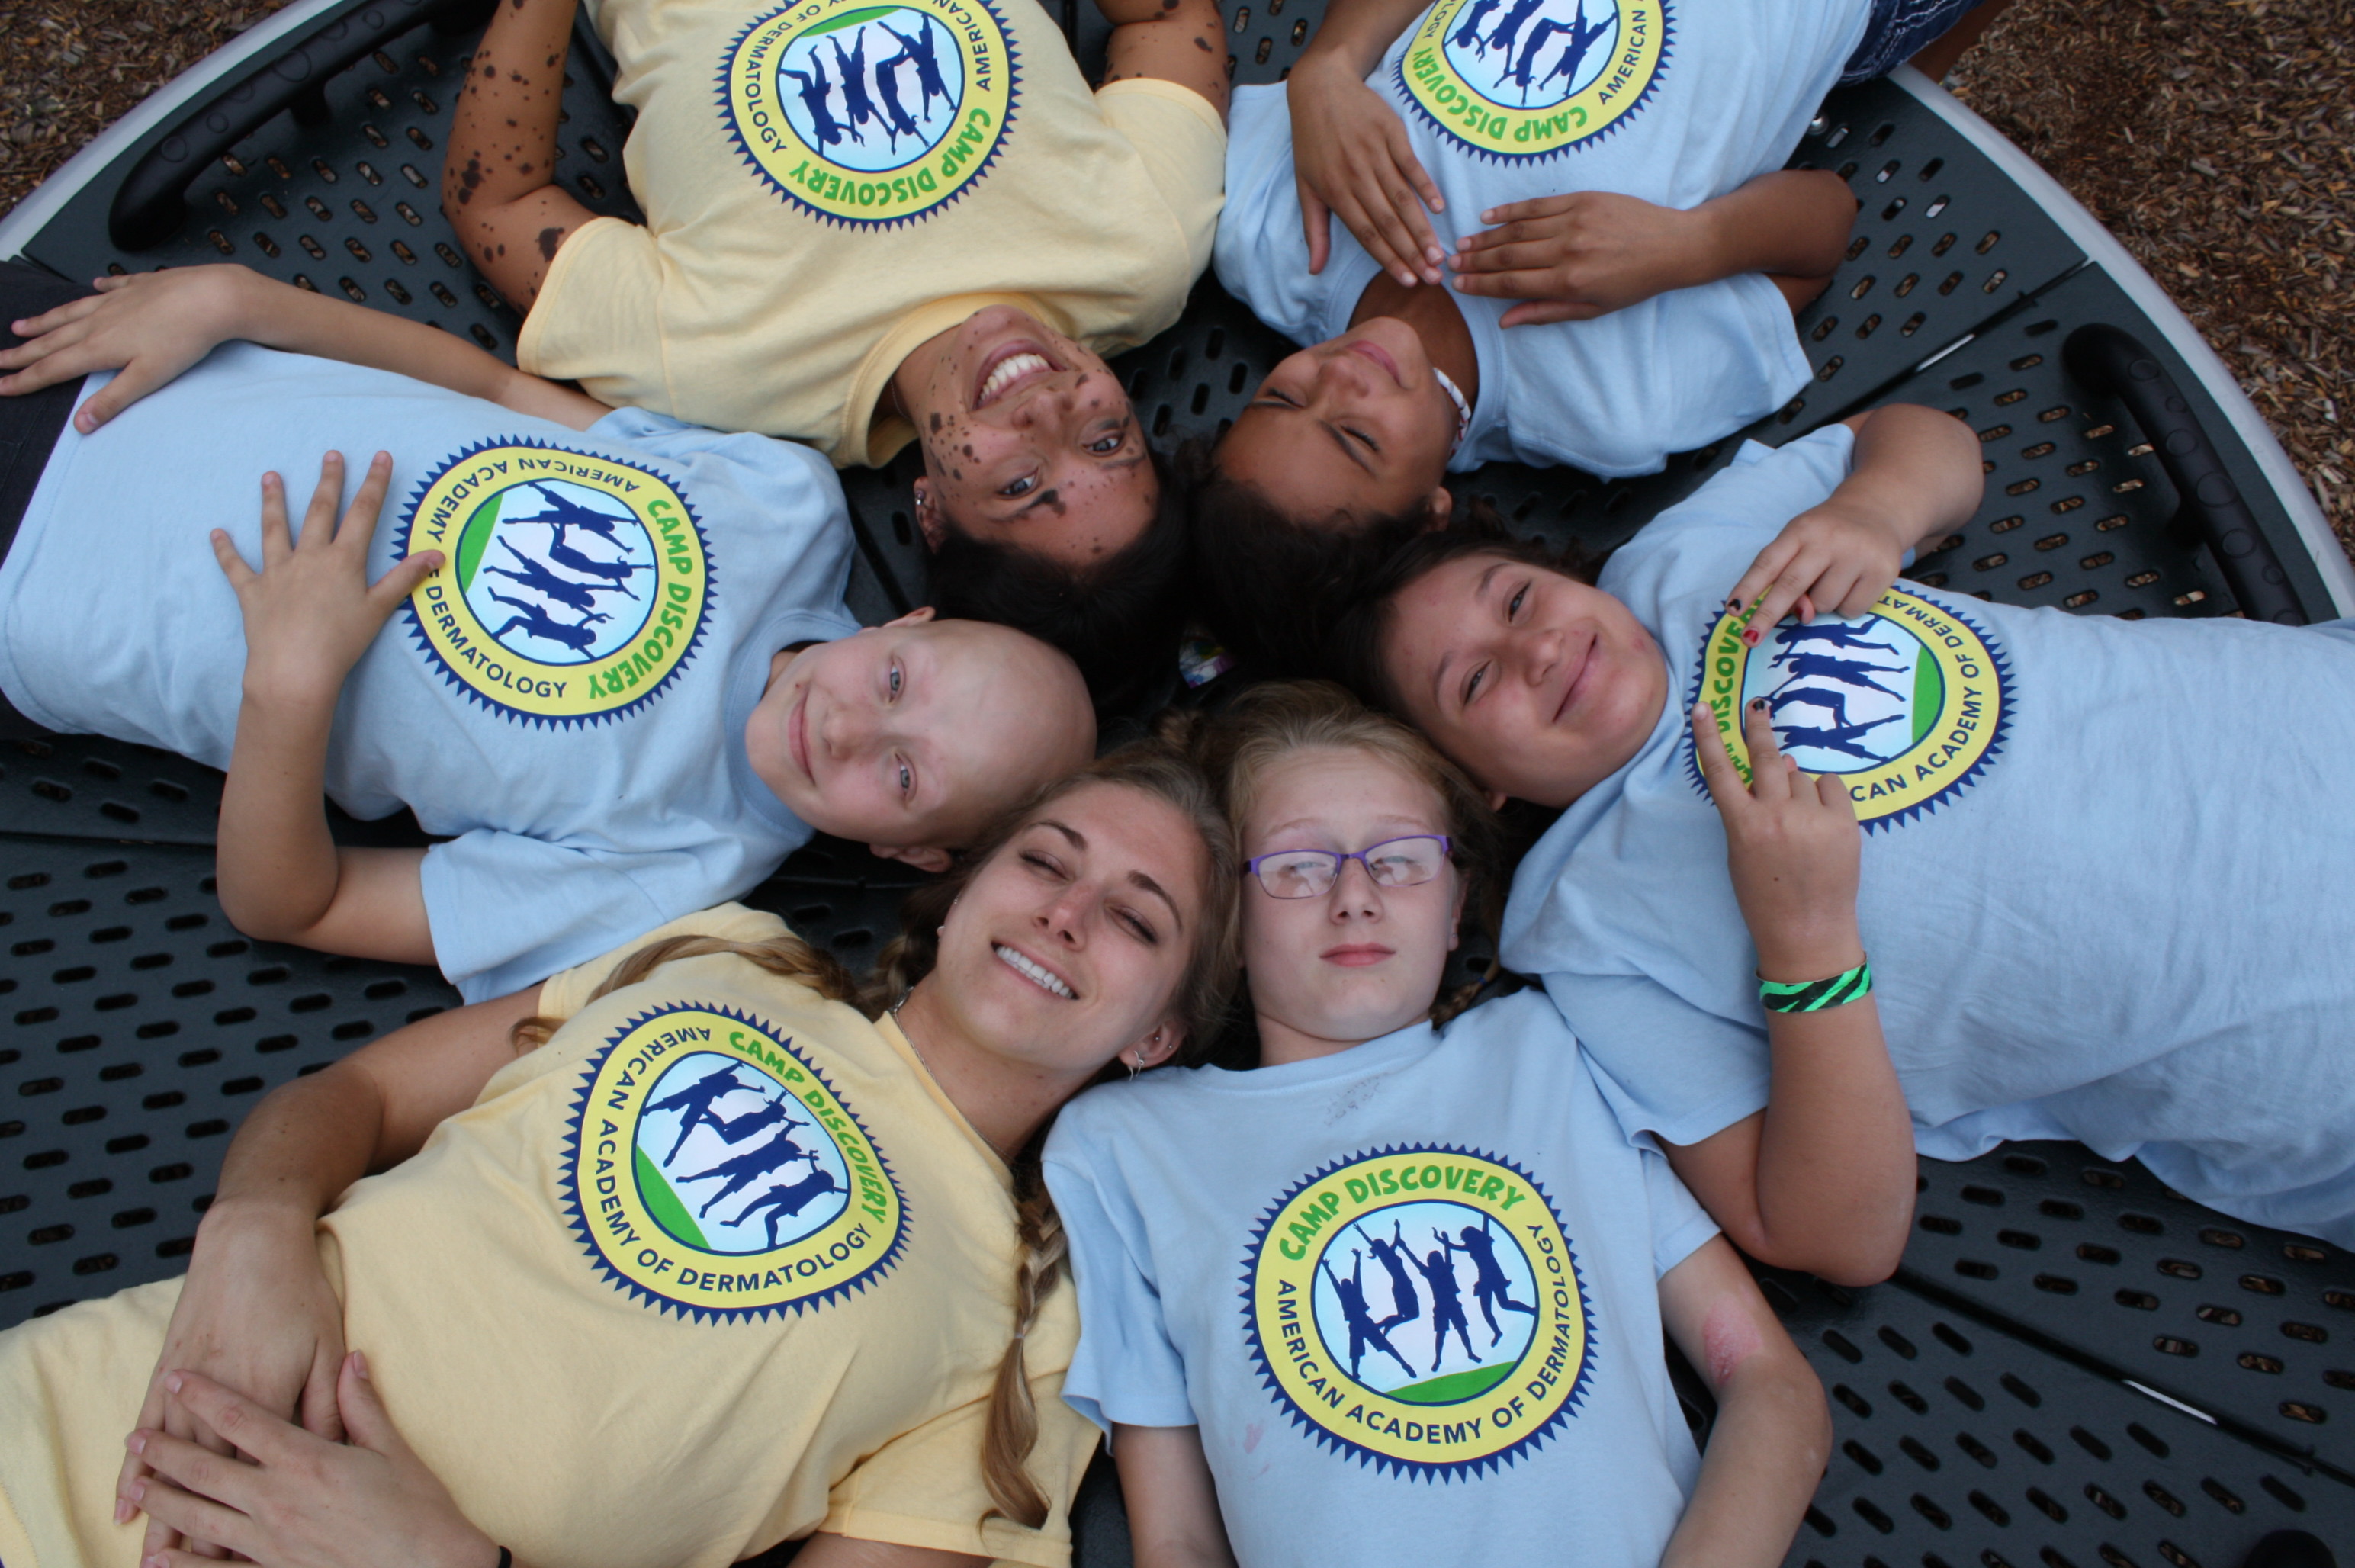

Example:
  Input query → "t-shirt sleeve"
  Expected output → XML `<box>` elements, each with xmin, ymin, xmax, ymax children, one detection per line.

<box><xmin>821</xmin><ymin>1371</ymin><xmax>1100</xmax><ymax>1568</ymax></box>
<box><xmin>533</xmin><ymin>901</ymin><xmax>789</xmax><ymax>1021</ymax></box>
<box><xmin>1637</xmin><ymin>1142</ymin><xmax>1721</xmax><ymax>1280</ymax></box>
<box><xmin>1555</xmin><ymin>976</ymin><xmax>1772</xmax><ymax>1151</ymax></box>
<box><xmin>1098</xmin><ymin>79</ymin><xmax>1229</xmax><ymax>286</ymax></box>
<box><xmin>1602</xmin><ymin>424</ymin><xmax>1859</xmax><ymax>600</ymax></box>
<box><xmin>419</xmin><ymin>831</ymin><xmax>741</xmax><ymax>1003</ymax></box>
<box><xmin>1210</xmin><ymin>84</ymin><xmax>1323</xmax><ymax>343</ymax></box>
<box><xmin>514</xmin><ymin>216</ymin><xmax>673</xmax><ymax>416</ymax></box>
<box><xmin>1043</xmin><ymin>1145</ymin><xmax>1198</xmax><ymax>1435</ymax></box>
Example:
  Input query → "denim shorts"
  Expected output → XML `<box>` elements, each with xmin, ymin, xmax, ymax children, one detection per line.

<box><xmin>1839</xmin><ymin>0</ymin><xmax>1981</xmax><ymax>83</ymax></box>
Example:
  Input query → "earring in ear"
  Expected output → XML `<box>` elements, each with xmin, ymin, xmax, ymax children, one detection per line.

<box><xmin>1126</xmin><ymin>1052</ymin><xmax>1142</xmax><ymax>1081</ymax></box>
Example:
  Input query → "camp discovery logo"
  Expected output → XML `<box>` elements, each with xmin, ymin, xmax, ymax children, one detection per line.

<box><xmin>562</xmin><ymin>1004</ymin><xmax>908</xmax><ymax>1321</ymax></box>
<box><xmin>1243</xmin><ymin>1147</ymin><xmax>1595</xmax><ymax>1480</ymax></box>
<box><xmin>1687</xmin><ymin>590</ymin><xmax>2014</xmax><ymax>831</ymax></box>
<box><xmin>721</xmin><ymin>0</ymin><xmax>1019</xmax><ymax>227</ymax></box>
<box><xmin>397</xmin><ymin>442</ymin><xmax>712</xmax><ymax>727</ymax></box>
<box><xmin>1393</xmin><ymin>0</ymin><xmax>1669</xmax><ymax>161</ymax></box>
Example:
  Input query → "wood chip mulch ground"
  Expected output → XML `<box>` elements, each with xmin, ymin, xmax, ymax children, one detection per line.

<box><xmin>2</xmin><ymin>0</ymin><xmax>2350</xmax><ymax>564</ymax></box>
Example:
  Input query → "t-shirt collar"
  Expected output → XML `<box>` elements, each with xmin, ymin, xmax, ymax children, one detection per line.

<box><xmin>1190</xmin><ymin>1018</ymin><xmax>1441</xmax><ymax>1091</ymax></box>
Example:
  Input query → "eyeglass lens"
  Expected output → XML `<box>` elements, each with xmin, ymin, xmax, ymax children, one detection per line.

<box><xmin>1253</xmin><ymin>836</ymin><xmax>1449</xmax><ymax>898</ymax></box>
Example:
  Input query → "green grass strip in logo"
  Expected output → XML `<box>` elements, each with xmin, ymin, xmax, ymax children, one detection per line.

<box><xmin>1386</xmin><ymin>1361</ymin><xmax>1515</xmax><ymax>1406</ymax></box>
<box><xmin>801</xmin><ymin>6</ymin><xmax>903</xmax><ymax>41</ymax></box>
<box><xmin>454</xmin><ymin>493</ymin><xmax>503</xmax><ymax>594</ymax></box>
<box><xmin>1910</xmin><ymin>640</ymin><xmax>1944</xmax><ymax>747</ymax></box>
<box><xmin>634</xmin><ymin>1145</ymin><xmax>710</xmax><ymax>1250</ymax></box>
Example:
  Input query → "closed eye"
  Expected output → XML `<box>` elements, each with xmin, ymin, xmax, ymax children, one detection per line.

<box><xmin>1118</xmin><ymin>906</ymin><xmax>1158</xmax><ymax>944</ymax></box>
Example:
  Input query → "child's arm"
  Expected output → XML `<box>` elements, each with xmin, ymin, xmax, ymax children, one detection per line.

<box><xmin>1098</xmin><ymin>0</ymin><xmax>1231</xmax><ymax>119</ymax></box>
<box><xmin>1656</xmin><ymin>1236</ymin><xmax>1831</xmax><ymax>1568</ymax></box>
<box><xmin>0</xmin><ymin>265</ymin><xmax>609</xmax><ymax>432</ymax></box>
<box><xmin>443</xmin><ymin>0</ymin><xmax>599</xmax><ymax>313</ymax></box>
<box><xmin>1283</xmin><ymin>0</ymin><xmax>1453</xmax><ymax>284</ymax></box>
<box><xmin>1113</xmin><ymin>1425</ymin><xmax>1240</xmax><ymax>1568</ymax></box>
<box><xmin>1672</xmin><ymin>700</ymin><xmax>1915</xmax><ymax>1286</ymax></box>
<box><xmin>1447</xmin><ymin>169</ymin><xmax>1856</xmax><ymax>326</ymax></box>
<box><xmin>211</xmin><ymin>452</ymin><xmax>445</xmax><ymax>967</ymax></box>
<box><xmin>1727</xmin><ymin>403</ymin><xmax>1984</xmax><ymax>635</ymax></box>
<box><xmin>115</xmin><ymin>986</ymin><xmax>544</xmax><ymax>1559</ymax></box>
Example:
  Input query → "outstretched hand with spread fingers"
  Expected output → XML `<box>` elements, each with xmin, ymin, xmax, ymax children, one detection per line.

<box><xmin>0</xmin><ymin>267</ymin><xmax>255</xmax><ymax>433</ymax></box>
<box><xmin>122</xmin><ymin>1355</ymin><xmax>501</xmax><ymax>1568</ymax></box>
<box><xmin>1688</xmin><ymin>697</ymin><xmax>1863</xmax><ymax>980</ymax></box>
<box><xmin>211</xmin><ymin>453</ymin><xmax>443</xmax><ymax>715</ymax></box>
<box><xmin>1448</xmin><ymin>191</ymin><xmax>1704</xmax><ymax>326</ymax></box>
<box><xmin>1288</xmin><ymin>56</ymin><xmax>1448</xmax><ymax>284</ymax></box>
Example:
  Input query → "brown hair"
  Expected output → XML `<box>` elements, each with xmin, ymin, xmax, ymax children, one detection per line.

<box><xmin>1194</xmin><ymin>680</ymin><xmax>1505</xmax><ymax>1029</ymax></box>
<box><xmin>509</xmin><ymin>737</ymin><xmax>1238</xmax><ymax>1534</ymax></box>
<box><xmin>872</xmin><ymin>735</ymin><xmax>1241</xmax><ymax>1528</ymax></box>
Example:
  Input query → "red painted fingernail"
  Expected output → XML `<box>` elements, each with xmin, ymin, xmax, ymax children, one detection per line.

<box><xmin>1743</xmin><ymin>628</ymin><xmax>1759</xmax><ymax>645</ymax></box>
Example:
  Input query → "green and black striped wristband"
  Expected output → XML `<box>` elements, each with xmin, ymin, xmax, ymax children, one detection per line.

<box><xmin>1759</xmin><ymin>960</ymin><xmax>1872</xmax><ymax>1014</ymax></box>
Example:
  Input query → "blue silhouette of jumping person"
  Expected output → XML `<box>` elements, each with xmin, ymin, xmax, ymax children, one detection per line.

<box><xmin>879</xmin><ymin>20</ymin><xmax>951</xmax><ymax>117</ymax></box>
<box><xmin>1320</xmin><ymin>1250</ymin><xmax>1420</xmax><ymax>1383</ymax></box>
<box><xmin>709</xmin><ymin>1093</ymin><xmax>806</xmax><ymax>1150</ymax></box>
<box><xmin>831</xmin><ymin>34</ymin><xmax>881</xmax><ymax>145</ymax></box>
<box><xmin>1537</xmin><ymin>0</ymin><xmax>1611</xmax><ymax>92</ymax></box>
<box><xmin>1506</xmin><ymin>16</ymin><xmax>1572</xmax><ymax>98</ymax></box>
<box><xmin>1772</xmin><ymin>620</ymin><xmax>1895</xmax><ymax>655</ymax></box>
<box><xmin>1763</xmin><ymin>683</ymin><xmax>1862</xmax><ymax>728</ymax></box>
<box><xmin>1773</xmin><ymin>712</ymin><xmax>1906</xmax><ymax>763</ymax></box>
<box><xmin>1483</xmin><ymin>0</ymin><xmax>1549</xmax><ymax>73</ymax></box>
<box><xmin>647</xmin><ymin>1062</ymin><xmax>758</xmax><ymax>1164</ymax></box>
<box><xmin>726</xmin><ymin>1165</ymin><xmax>845</xmax><ymax>1248</ymax></box>
<box><xmin>542</xmin><ymin>525</ymin><xmax>646</xmax><ymax>598</ymax></box>
<box><xmin>1457</xmin><ymin>1215</ymin><xmax>1538</xmax><ymax>1345</ymax></box>
<box><xmin>782</xmin><ymin>59</ymin><xmax>847</xmax><ymax>149</ymax></box>
<box><xmin>1768</xmin><ymin>651</ymin><xmax>1910</xmax><ymax>700</ymax></box>
<box><xmin>677</xmin><ymin>1128</ymin><xmax>824</xmax><ymax>1217</ymax></box>
<box><xmin>1449</xmin><ymin>0</ymin><xmax>1505</xmax><ymax>56</ymax></box>
<box><xmin>1412</xmin><ymin>1232</ymin><xmax>1482</xmax><ymax>1374</ymax></box>
<box><xmin>872</xmin><ymin>53</ymin><xmax>921</xmax><ymax>148</ymax></box>
<box><xmin>1357</xmin><ymin>1220</ymin><xmax>1422</xmax><ymax>1332</ymax></box>
<box><xmin>516</xmin><ymin>484</ymin><xmax>631</xmax><ymax>548</ymax></box>
<box><xmin>484</xmin><ymin>540</ymin><xmax>612</xmax><ymax>617</ymax></box>
<box><xmin>486</xmin><ymin>590</ymin><xmax>608</xmax><ymax>656</ymax></box>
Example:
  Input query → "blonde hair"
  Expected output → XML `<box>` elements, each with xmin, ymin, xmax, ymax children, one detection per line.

<box><xmin>516</xmin><ymin>739</ymin><xmax>1239</xmax><ymax>1530</ymax></box>
<box><xmin>1195</xmin><ymin>680</ymin><xmax>1505</xmax><ymax>1027</ymax></box>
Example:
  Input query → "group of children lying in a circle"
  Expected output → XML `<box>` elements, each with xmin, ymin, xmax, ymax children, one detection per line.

<box><xmin>0</xmin><ymin>0</ymin><xmax>2349</xmax><ymax>1563</ymax></box>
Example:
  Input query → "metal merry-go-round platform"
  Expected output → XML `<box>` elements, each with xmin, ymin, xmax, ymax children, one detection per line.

<box><xmin>0</xmin><ymin>2</ymin><xmax>2350</xmax><ymax>1564</ymax></box>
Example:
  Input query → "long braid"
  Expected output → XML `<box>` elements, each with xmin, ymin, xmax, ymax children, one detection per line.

<box><xmin>981</xmin><ymin>1139</ymin><xmax>1068</xmax><ymax>1526</ymax></box>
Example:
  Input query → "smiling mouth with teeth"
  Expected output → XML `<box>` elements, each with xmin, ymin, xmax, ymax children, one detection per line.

<box><xmin>994</xmin><ymin>943</ymin><xmax>1076</xmax><ymax>999</ymax></box>
<box><xmin>977</xmin><ymin>350</ymin><xmax>1056</xmax><ymax>408</ymax></box>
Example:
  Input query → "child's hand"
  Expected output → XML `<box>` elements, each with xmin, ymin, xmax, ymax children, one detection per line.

<box><xmin>1288</xmin><ymin>55</ymin><xmax>1447</xmax><ymax>285</ymax></box>
<box><xmin>212</xmin><ymin>453</ymin><xmax>442</xmax><ymax>713</ymax></box>
<box><xmin>0</xmin><ymin>265</ymin><xmax>260</xmax><ymax>432</ymax></box>
<box><xmin>1449</xmin><ymin>192</ymin><xmax>1704</xmax><ymax>326</ymax></box>
<box><xmin>1690</xmin><ymin>699</ymin><xmax>1862</xmax><ymax>983</ymax></box>
<box><xmin>1723</xmin><ymin>496</ymin><xmax>1910</xmax><ymax>643</ymax></box>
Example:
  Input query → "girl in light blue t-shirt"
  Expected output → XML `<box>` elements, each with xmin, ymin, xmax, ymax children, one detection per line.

<box><xmin>1046</xmin><ymin>681</ymin><xmax>1888</xmax><ymax>1566</ymax></box>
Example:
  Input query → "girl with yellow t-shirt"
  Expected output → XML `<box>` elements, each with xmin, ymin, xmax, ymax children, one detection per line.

<box><xmin>0</xmin><ymin>741</ymin><xmax>1239</xmax><ymax>1568</ymax></box>
<box><xmin>446</xmin><ymin>0</ymin><xmax>1232</xmax><ymax>702</ymax></box>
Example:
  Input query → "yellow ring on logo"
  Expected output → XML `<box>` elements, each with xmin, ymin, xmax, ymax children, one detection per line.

<box><xmin>721</xmin><ymin>0</ymin><xmax>1019</xmax><ymax>227</ymax></box>
<box><xmin>1395</xmin><ymin>0</ymin><xmax>1669</xmax><ymax>162</ymax></box>
<box><xmin>565</xmin><ymin>1005</ymin><xmax>907</xmax><ymax>1320</ymax></box>
<box><xmin>1245</xmin><ymin>1148</ymin><xmax>1592</xmax><ymax>1477</ymax></box>
<box><xmin>397</xmin><ymin>442</ymin><xmax>710</xmax><ymax>727</ymax></box>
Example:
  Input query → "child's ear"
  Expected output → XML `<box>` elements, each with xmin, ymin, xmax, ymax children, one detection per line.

<box><xmin>1485</xmin><ymin>789</ymin><xmax>1508</xmax><ymax>811</ymax></box>
<box><xmin>911</xmin><ymin>481</ymin><xmax>948</xmax><ymax>550</ymax></box>
<box><xmin>881</xmin><ymin>606</ymin><xmax>938</xmax><ymax>630</ymax></box>
<box><xmin>1422</xmin><ymin>486</ymin><xmax>1455</xmax><ymax>532</ymax></box>
<box><xmin>869</xmin><ymin>842</ymin><xmax>954</xmax><ymax>873</ymax></box>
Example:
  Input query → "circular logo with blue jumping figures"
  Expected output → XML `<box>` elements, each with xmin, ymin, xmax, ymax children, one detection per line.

<box><xmin>1686</xmin><ymin>588</ymin><xmax>2014</xmax><ymax>831</ymax></box>
<box><xmin>1245</xmin><ymin>1147</ymin><xmax>1595</xmax><ymax>1479</ymax></box>
<box><xmin>397</xmin><ymin>442</ymin><xmax>712</xmax><ymax>728</ymax></box>
<box><xmin>1395</xmin><ymin>0</ymin><xmax>1669</xmax><ymax>161</ymax></box>
<box><xmin>562</xmin><ymin>1004</ymin><xmax>908</xmax><ymax>1321</ymax></box>
<box><xmin>721</xmin><ymin>0</ymin><xmax>1019</xmax><ymax>227</ymax></box>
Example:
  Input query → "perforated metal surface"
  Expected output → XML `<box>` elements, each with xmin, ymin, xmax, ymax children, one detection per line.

<box><xmin>1764</xmin><ymin>1266</ymin><xmax>2355</xmax><ymax>1568</ymax></box>
<box><xmin>1907</xmin><ymin>1142</ymin><xmax>2355</xmax><ymax>1476</ymax></box>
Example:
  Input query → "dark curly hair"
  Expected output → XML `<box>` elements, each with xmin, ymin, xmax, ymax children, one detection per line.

<box><xmin>928</xmin><ymin>443</ymin><xmax>1192</xmax><ymax>715</ymax></box>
